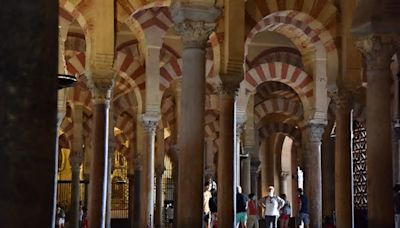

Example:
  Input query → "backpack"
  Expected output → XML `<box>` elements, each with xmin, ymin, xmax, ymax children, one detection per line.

<box><xmin>282</xmin><ymin>201</ymin><xmax>291</xmax><ymax>215</ymax></box>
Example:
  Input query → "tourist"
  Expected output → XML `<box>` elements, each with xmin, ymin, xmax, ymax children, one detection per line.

<box><xmin>236</xmin><ymin>186</ymin><xmax>249</xmax><ymax>228</ymax></box>
<box><xmin>204</xmin><ymin>181</ymin><xmax>212</xmax><ymax>228</ymax></box>
<box><xmin>246</xmin><ymin>193</ymin><xmax>259</xmax><ymax>228</ymax></box>
<box><xmin>209</xmin><ymin>187</ymin><xmax>218</xmax><ymax>228</ymax></box>
<box><xmin>297</xmin><ymin>188</ymin><xmax>310</xmax><ymax>228</ymax></box>
<box><xmin>394</xmin><ymin>184</ymin><xmax>400</xmax><ymax>228</ymax></box>
<box><xmin>56</xmin><ymin>204</ymin><xmax>66</xmax><ymax>228</ymax></box>
<box><xmin>260</xmin><ymin>186</ymin><xmax>284</xmax><ymax>228</ymax></box>
<box><xmin>279</xmin><ymin>194</ymin><xmax>291</xmax><ymax>228</ymax></box>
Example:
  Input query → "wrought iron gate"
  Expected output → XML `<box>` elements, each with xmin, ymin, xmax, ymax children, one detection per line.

<box><xmin>352</xmin><ymin>120</ymin><xmax>367</xmax><ymax>227</ymax></box>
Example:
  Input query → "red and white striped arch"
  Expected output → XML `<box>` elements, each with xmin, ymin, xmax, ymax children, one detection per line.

<box><xmin>159</xmin><ymin>57</ymin><xmax>216</xmax><ymax>92</ymax></box>
<box><xmin>59</xmin><ymin>117</ymin><xmax>73</xmax><ymax>141</ymax></box>
<box><xmin>161</xmin><ymin>95</ymin><xmax>176</xmax><ymax>129</ymax></box>
<box><xmin>65</xmin><ymin>33</ymin><xmax>86</xmax><ymax>53</ymax></box>
<box><xmin>115</xmin><ymin>111</ymin><xmax>136</xmax><ymax>156</ymax></box>
<box><xmin>114</xmin><ymin>51</ymin><xmax>146</xmax><ymax>91</ymax></box>
<box><xmin>254</xmin><ymin>98</ymin><xmax>304</xmax><ymax>124</ymax></box>
<box><xmin>245</xmin><ymin>11</ymin><xmax>336</xmax><ymax>57</ymax></box>
<box><xmin>244</xmin><ymin>62</ymin><xmax>313</xmax><ymax>102</ymax></box>
<box><xmin>59</xmin><ymin>2</ymin><xmax>91</xmax><ymax>34</ymax></box>
<box><xmin>258</xmin><ymin>122</ymin><xmax>301</xmax><ymax>144</ymax></box>
<box><xmin>131</xmin><ymin>6</ymin><xmax>172</xmax><ymax>40</ymax></box>
<box><xmin>254</xmin><ymin>81</ymin><xmax>301</xmax><ymax>105</ymax></box>
<box><xmin>247</xmin><ymin>47</ymin><xmax>304</xmax><ymax>70</ymax></box>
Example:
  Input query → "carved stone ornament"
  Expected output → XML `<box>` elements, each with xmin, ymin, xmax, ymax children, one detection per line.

<box><xmin>280</xmin><ymin>171</ymin><xmax>290</xmax><ymax>180</ymax></box>
<box><xmin>356</xmin><ymin>34</ymin><xmax>400</xmax><ymax>71</ymax></box>
<box><xmin>305</xmin><ymin>122</ymin><xmax>326</xmax><ymax>143</ymax></box>
<box><xmin>69</xmin><ymin>153</ymin><xmax>83</xmax><ymax>170</ymax></box>
<box><xmin>217</xmin><ymin>74</ymin><xmax>243</xmax><ymax>97</ymax></box>
<box><xmin>88</xmin><ymin>74</ymin><xmax>114</xmax><ymax>105</ymax></box>
<box><xmin>141</xmin><ymin>112</ymin><xmax>160</xmax><ymax>134</ymax></box>
<box><xmin>334</xmin><ymin>89</ymin><xmax>353</xmax><ymax>112</ymax></box>
<box><xmin>174</xmin><ymin>20</ymin><xmax>216</xmax><ymax>49</ymax></box>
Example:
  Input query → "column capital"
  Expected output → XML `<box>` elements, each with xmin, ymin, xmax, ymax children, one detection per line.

<box><xmin>332</xmin><ymin>89</ymin><xmax>353</xmax><ymax>112</ymax></box>
<box><xmin>141</xmin><ymin>112</ymin><xmax>160</xmax><ymax>134</ymax></box>
<box><xmin>174</xmin><ymin>20</ymin><xmax>216</xmax><ymax>49</ymax></box>
<box><xmin>393</xmin><ymin>120</ymin><xmax>400</xmax><ymax>139</ymax></box>
<box><xmin>88</xmin><ymin>73</ymin><xmax>114</xmax><ymax>105</ymax></box>
<box><xmin>356</xmin><ymin>34</ymin><xmax>400</xmax><ymax>71</ymax></box>
<box><xmin>280</xmin><ymin>171</ymin><xmax>290</xmax><ymax>181</ymax></box>
<box><xmin>69</xmin><ymin>153</ymin><xmax>83</xmax><ymax>171</ymax></box>
<box><xmin>171</xmin><ymin>5</ymin><xmax>220</xmax><ymax>49</ymax></box>
<box><xmin>217</xmin><ymin>74</ymin><xmax>243</xmax><ymax>97</ymax></box>
<box><xmin>304</xmin><ymin>122</ymin><xmax>326</xmax><ymax>143</ymax></box>
<box><xmin>250</xmin><ymin>160</ymin><xmax>261</xmax><ymax>172</ymax></box>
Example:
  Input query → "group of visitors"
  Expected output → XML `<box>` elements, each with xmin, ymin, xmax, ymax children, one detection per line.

<box><xmin>55</xmin><ymin>202</ymin><xmax>88</xmax><ymax>228</ymax></box>
<box><xmin>203</xmin><ymin>181</ymin><xmax>310</xmax><ymax>228</ymax></box>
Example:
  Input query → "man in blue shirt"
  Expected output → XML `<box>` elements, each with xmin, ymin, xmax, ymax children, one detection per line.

<box><xmin>297</xmin><ymin>188</ymin><xmax>309</xmax><ymax>228</ymax></box>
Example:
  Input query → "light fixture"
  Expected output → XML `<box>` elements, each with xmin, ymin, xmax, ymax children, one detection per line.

<box><xmin>58</xmin><ymin>74</ymin><xmax>77</xmax><ymax>90</ymax></box>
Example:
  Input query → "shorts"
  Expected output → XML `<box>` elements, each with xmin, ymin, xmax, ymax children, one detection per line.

<box><xmin>236</xmin><ymin>212</ymin><xmax>248</xmax><ymax>223</ymax></box>
<box><xmin>299</xmin><ymin>213</ymin><xmax>310</xmax><ymax>225</ymax></box>
<box><xmin>280</xmin><ymin>214</ymin><xmax>290</xmax><ymax>221</ymax></box>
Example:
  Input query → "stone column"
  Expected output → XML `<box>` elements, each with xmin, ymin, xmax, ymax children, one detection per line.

<box><xmin>133</xmin><ymin>156</ymin><xmax>143</xmax><ymax>228</ymax></box>
<box><xmin>236</xmin><ymin>123</ymin><xmax>244</xmax><ymax>185</ymax></box>
<box><xmin>321</xmin><ymin>124</ymin><xmax>335</xmax><ymax>219</ymax></box>
<box><xmin>240</xmin><ymin>157</ymin><xmax>251</xmax><ymax>195</ymax></box>
<box><xmin>70</xmin><ymin>104</ymin><xmax>84</xmax><ymax>228</ymax></box>
<box><xmin>250</xmin><ymin>160</ymin><xmax>261</xmax><ymax>197</ymax></box>
<box><xmin>0</xmin><ymin>1</ymin><xmax>58</xmax><ymax>227</ymax></box>
<box><xmin>357</xmin><ymin>35</ymin><xmax>398</xmax><ymax>227</ymax></box>
<box><xmin>291</xmin><ymin>146</ymin><xmax>299</xmax><ymax>215</ymax></box>
<box><xmin>217</xmin><ymin>74</ymin><xmax>242</xmax><ymax>228</ymax></box>
<box><xmin>280</xmin><ymin>171</ymin><xmax>289</xmax><ymax>195</ymax></box>
<box><xmin>105</xmin><ymin>130</ymin><xmax>115</xmax><ymax>228</ymax></box>
<box><xmin>302</xmin><ymin>122</ymin><xmax>325</xmax><ymax>228</ymax></box>
<box><xmin>155</xmin><ymin>165</ymin><xmax>165</xmax><ymax>228</ymax></box>
<box><xmin>334</xmin><ymin>92</ymin><xmax>352</xmax><ymax>227</ymax></box>
<box><xmin>88</xmin><ymin>78</ymin><xmax>113</xmax><ymax>228</ymax></box>
<box><xmin>171</xmin><ymin>5</ymin><xmax>220</xmax><ymax>227</ymax></box>
<box><xmin>393</xmin><ymin>70</ymin><xmax>400</xmax><ymax>185</ymax></box>
<box><xmin>141</xmin><ymin>114</ymin><xmax>159</xmax><ymax>228</ymax></box>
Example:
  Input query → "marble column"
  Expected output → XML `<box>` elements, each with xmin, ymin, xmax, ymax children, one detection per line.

<box><xmin>240</xmin><ymin>157</ymin><xmax>251</xmax><ymax>195</ymax></box>
<box><xmin>250</xmin><ymin>160</ymin><xmax>261</xmax><ymax>197</ymax></box>
<box><xmin>0</xmin><ymin>0</ymin><xmax>57</xmax><ymax>226</ymax></box>
<box><xmin>155</xmin><ymin>165</ymin><xmax>165</xmax><ymax>228</ymax></box>
<box><xmin>393</xmin><ymin>70</ymin><xmax>400</xmax><ymax>185</ymax></box>
<box><xmin>106</xmin><ymin>131</ymin><xmax>115</xmax><ymax>228</ymax></box>
<box><xmin>357</xmin><ymin>35</ymin><xmax>398</xmax><ymax>227</ymax></box>
<box><xmin>291</xmin><ymin>146</ymin><xmax>299</xmax><ymax>215</ymax></box>
<box><xmin>171</xmin><ymin>5</ymin><xmax>220</xmax><ymax>227</ymax></box>
<box><xmin>217</xmin><ymin>74</ymin><xmax>242</xmax><ymax>228</ymax></box>
<box><xmin>133</xmin><ymin>156</ymin><xmax>143</xmax><ymax>228</ymax></box>
<box><xmin>321</xmin><ymin>125</ymin><xmax>335</xmax><ymax>219</ymax></box>
<box><xmin>303</xmin><ymin>122</ymin><xmax>325</xmax><ymax>228</ymax></box>
<box><xmin>236</xmin><ymin>123</ymin><xmax>244</xmax><ymax>185</ymax></box>
<box><xmin>334</xmin><ymin>92</ymin><xmax>352</xmax><ymax>227</ymax></box>
<box><xmin>141</xmin><ymin>114</ymin><xmax>159</xmax><ymax>228</ymax></box>
<box><xmin>70</xmin><ymin>104</ymin><xmax>84</xmax><ymax>228</ymax></box>
<box><xmin>88</xmin><ymin>80</ymin><xmax>113</xmax><ymax>228</ymax></box>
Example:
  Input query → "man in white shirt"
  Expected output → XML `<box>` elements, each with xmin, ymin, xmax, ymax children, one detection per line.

<box><xmin>260</xmin><ymin>186</ymin><xmax>284</xmax><ymax>228</ymax></box>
